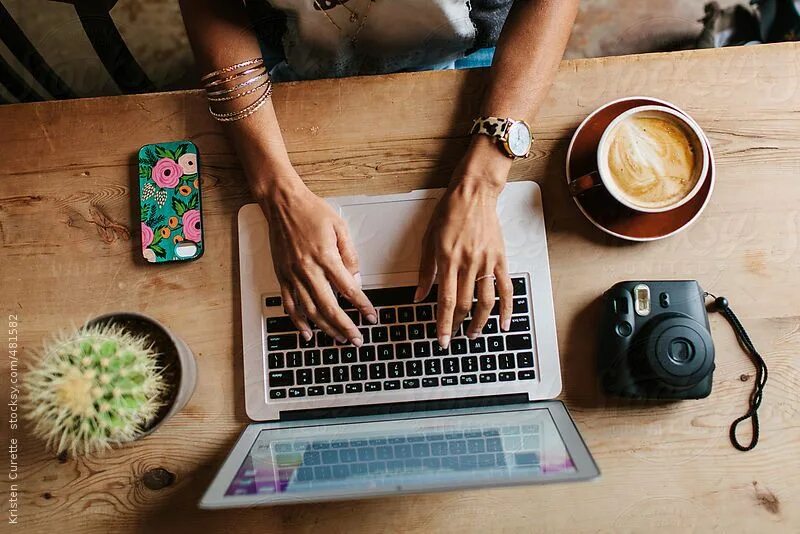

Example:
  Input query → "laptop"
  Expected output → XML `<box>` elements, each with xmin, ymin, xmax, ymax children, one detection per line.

<box><xmin>200</xmin><ymin>181</ymin><xmax>598</xmax><ymax>508</ymax></box>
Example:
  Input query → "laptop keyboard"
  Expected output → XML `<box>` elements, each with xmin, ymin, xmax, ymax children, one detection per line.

<box><xmin>263</xmin><ymin>275</ymin><xmax>535</xmax><ymax>401</ymax></box>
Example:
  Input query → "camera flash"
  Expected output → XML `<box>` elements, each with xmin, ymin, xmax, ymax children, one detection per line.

<box><xmin>634</xmin><ymin>284</ymin><xmax>651</xmax><ymax>316</ymax></box>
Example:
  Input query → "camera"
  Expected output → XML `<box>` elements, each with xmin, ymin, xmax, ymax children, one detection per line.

<box><xmin>598</xmin><ymin>280</ymin><xmax>715</xmax><ymax>399</ymax></box>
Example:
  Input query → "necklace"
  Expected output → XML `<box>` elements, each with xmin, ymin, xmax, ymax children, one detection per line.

<box><xmin>313</xmin><ymin>0</ymin><xmax>377</xmax><ymax>46</ymax></box>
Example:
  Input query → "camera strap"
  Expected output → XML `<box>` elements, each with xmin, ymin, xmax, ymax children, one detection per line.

<box><xmin>704</xmin><ymin>293</ymin><xmax>769</xmax><ymax>451</ymax></box>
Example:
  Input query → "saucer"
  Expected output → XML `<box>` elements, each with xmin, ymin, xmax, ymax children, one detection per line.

<box><xmin>566</xmin><ymin>96</ymin><xmax>715</xmax><ymax>241</ymax></box>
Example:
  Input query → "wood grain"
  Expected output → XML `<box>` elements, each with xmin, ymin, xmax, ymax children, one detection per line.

<box><xmin>1</xmin><ymin>43</ymin><xmax>799</xmax><ymax>533</ymax></box>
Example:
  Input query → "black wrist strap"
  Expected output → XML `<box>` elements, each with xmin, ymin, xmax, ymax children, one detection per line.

<box><xmin>704</xmin><ymin>292</ymin><xmax>769</xmax><ymax>451</ymax></box>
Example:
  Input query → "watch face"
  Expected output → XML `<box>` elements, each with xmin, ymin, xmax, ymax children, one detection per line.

<box><xmin>507</xmin><ymin>121</ymin><xmax>532</xmax><ymax>157</ymax></box>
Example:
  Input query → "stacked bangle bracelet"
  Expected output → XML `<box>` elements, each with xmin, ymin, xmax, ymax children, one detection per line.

<box><xmin>202</xmin><ymin>57</ymin><xmax>272</xmax><ymax>123</ymax></box>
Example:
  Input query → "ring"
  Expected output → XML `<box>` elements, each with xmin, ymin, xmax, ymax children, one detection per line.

<box><xmin>476</xmin><ymin>274</ymin><xmax>495</xmax><ymax>282</ymax></box>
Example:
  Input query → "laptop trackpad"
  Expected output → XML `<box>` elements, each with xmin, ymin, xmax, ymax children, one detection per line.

<box><xmin>339</xmin><ymin>198</ymin><xmax>437</xmax><ymax>277</ymax></box>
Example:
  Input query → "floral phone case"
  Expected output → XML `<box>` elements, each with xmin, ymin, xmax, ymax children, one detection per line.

<box><xmin>138</xmin><ymin>141</ymin><xmax>203</xmax><ymax>263</ymax></box>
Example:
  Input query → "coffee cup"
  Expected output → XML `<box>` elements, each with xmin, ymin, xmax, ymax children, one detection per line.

<box><xmin>568</xmin><ymin>105</ymin><xmax>710</xmax><ymax>213</ymax></box>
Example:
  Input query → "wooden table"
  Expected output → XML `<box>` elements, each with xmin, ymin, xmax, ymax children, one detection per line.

<box><xmin>1</xmin><ymin>42</ymin><xmax>799</xmax><ymax>533</ymax></box>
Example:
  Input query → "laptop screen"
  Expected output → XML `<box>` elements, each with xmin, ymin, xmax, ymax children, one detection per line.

<box><xmin>222</xmin><ymin>406</ymin><xmax>579</xmax><ymax>501</ymax></box>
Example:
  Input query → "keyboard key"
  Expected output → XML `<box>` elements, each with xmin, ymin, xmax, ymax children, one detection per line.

<box><xmin>384</xmin><ymin>380</ymin><xmax>401</xmax><ymax>390</ymax></box>
<box><xmin>286</xmin><ymin>351</ymin><xmax>303</xmax><ymax>367</ymax></box>
<box><xmin>510</xmin><ymin>316</ymin><xmax>531</xmax><ymax>332</ymax></box>
<box><xmin>449</xmin><ymin>440</ymin><xmax>467</xmax><ymax>455</ymax></box>
<box><xmin>314</xmin><ymin>466</ymin><xmax>332</xmax><ymax>480</ymax></box>
<box><xmin>443</xmin><ymin>357</ymin><xmax>460</xmax><ymax>374</ymax></box>
<box><xmin>396</xmin><ymin>343</ymin><xmax>412</xmax><ymax>359</ymax></box>
<box><xmin>469</xmin><ymin>338</ymin><xmax>486</xmax><ymax>354</ymax></box>
<box><xmin>459</xmin><ymin>456</ymin><xmax>477</xmax><ymax>470</ymax></box>
<box><xmin>303</xmin><ymin>451</ymin><xmax>321</xmax><ymax>465</ymax></box>
<box><xmin>350</xmin><ymin>463</ymin><xmax>368</xmax><ymax>476</ymax></box>
<box><xmin>499</xmin><ymin>371</ymin><xmax>515</xmax><ymax>381</ymax></box>
<box><xmin>478</xmin><ymin>453</ymin><xmax>497</xmax><ymax>468</ymax></box>
<box><xmin>388</xmin><ymin>361</ymin><xmax>404</xmax><ymax>378</ymax></box>
<box><xmin>507</xmin><ymin>334</ymin><xmax>533</xmax><ymax>350</ymax></box>
<box><xmin>304</xmin><ymin>350</ymin><xmax>321</xmax><ymax>366</ymax></box>
<box><xmin>483</xmin><ymin>318</ymin><xmax>499</xmax><ymax>335</ymax></box>
<box><xmin>422</xmin><ymin>377</ymin><xmax>439</xmax><ymax>387</ymax></box>
<box><xmin>406</xmin><ymin>360</ymin><xmax>423</xmax><ymax>376</ymax></box>
<box><xmin>398</xmin><ymin>306</ymin><xmax>414</xmax><ymax>322</ymax></box>
<box><xmin>479</xmin><ymin>354</ymin><xmax>497</xmax><ymax>371</ymax></box>
<box><xmin>442</xmin><ymin>376</ymin><xmax>458</xmax><ymax>386</ymax></box>
<box><xmin>372</xmin><ymin>326</ymin><xmax>389</xmax><ymax>343</ymax></box>
<box><xmin>412</xmin><ymin>443</ymin><xmax>430</xmax><ymax>456</ymax></box>
<box><xmin>340</xmin><ymin>448</ymin><xmax>357</xmax><ymax>462</ymax></box>
<box><xmin>289</xmin><ymin>387</ymin><xmax>305</xmax><ymax>397</ymax></box>
<box><xmin>513</xmin><ymin>298</ymin><xmax>528</xmax><ymax>314</ymax></box>
<box><xmin>394</xmin><ymin>444</ymin><xmax>412</xmax><ymax>458</ymax></box>
<box><xmin>416</xmin><ymin>305</ymin><xmax>433</xmax><ymax>322</ymax></box>
<box><xmin>461</xmin><ymin>356</ymin><xmax>478</xmax><ymax>372</ymax></box>
<box><xmin>426</xmin><ymin>323</ymin><xmax>438</xmax><ymax>339</ymax></box>
<box><xmin>519</xmin><ymin>370</ymin><xmax>536</xmax><ymax>380</ymax></box>
<box><xmin>512</xmin><ymin>277</ymin><xmax>527</xmax><ymax>296</ymax></box>
<box><xmin>352</xmin><ymin>364</ymin><xmax>367</xmax><ymax>381</ymax></box>
<box><xmin>270</xmin><ymin>388</ymin><xmax>287</xmax><ymax>399</ymax></box>
<box><xmin>345</xmin><ymin>383</ymin><xmax>362</xmax><ymax>393</ymax></box>
<box><xmin>314</xmin><ymin>367</ymin><xmax>331</xmax><ymax>383</ymax></box>
<box><xmin>390</xmin><ymin>325</ymin><xmax>406</xmax><ymax>341</ymax></box>
<box><xmin>369</xmin><ymin>363</ymin><xmax>387</xmax><ymax>380</ymax></box>
<box><xmin>515</xmin><ymin>452</ymin><xmax>539</xmax><ymax>466</ymax></box>
<box><xmin>265</xmin><ymin>296</ymin><xmax>282</xmax><ymax>307</ymax></box>
<box><xmin>486</xmin><ymin>437</ymin><xmax>503</xmax><ymax>452</ymax></box>
<box><xmin>380</xmin><ymin>308</ymin><xmax>397</xmax><ymax>324</ymax></box>
<box><xmin>479</xmin><ymin>373</ymin><xmax>497</xmax><ymax>383</ymax></box>
<box><xmin>376</xmin><ymin>445</ymin><xmax>394</xmax><ymax>460</ymax></box>
<box><xmin>357</xmin><ymin>448</ymin><xmax>376</xmax><ymax>462</ymax></box>
<box><xmin>332</xmin><ymin>464</ymin><xmax>350</xmax><ymax>479</ymax></box>
<box><xmin>432</xmin><ymin>342</ymin><xmax>450</xmax><ymax>356</ymax></box>
<box><xmin>413</xmin><ymin>342</ymin><xmax>431</xmax><ymax>358</ymax></box>
<box><xmin>341</xmin><ymin>347</ymin><xmax>358</xmax><ymax>363</ymax></box>
<box><xmin>268</xmin><ymin>353</ymin><xmax>284</xmax><ymax>369</ymax></box>
<box><xmin>345</xmin><ymin>310</ymin><xmax>360</xmax><ymax>326</ymax></box>
<box><xmin>269</xmin><ymin>371</ymin><xmax>294</xmax><ymax>387</ymax></box>
<box><xmin>451</xmin><ymin>339</ymin><xmax>468</xmax><ymax>355</ymax></box>
<box><xmin>359</xmin><ymin>327</ymin><xmax>371</xmax><ymax>344</ymax></box>
<box><xmin>403</xmin><ymin>378</ymin><xmax>420</xmax><ymax>389</ymax></box>
<box><xmin>266</xmin><ymin>316</ymin><xmax>295</xmax><ymax>333</ymax></box>
<box><xmin>359</xmin><ymin>346</ymin><xmax>376</xmax><ymax>362</ymax></box>
<box><xmin>323</xmin><ymin>348</ymin><xmax>339</xmax><ymax>365</ymax></box>
<box><xmin>333</xmin><ymin>366</ymin><xmax>349</xmax><ymax>382</ymax></box>
<box><xmin>317</xmin><ymin>332</ymin><xmax>334</xmax><ymax>347</ymax></box>
<box><xmin>460</xmin><ymin>374</ymin><xmax>478</xmax><ymax>384</ymax></box>
<box><xmin>321</xmin><ymin>450</ymin><xmax>338</xmax><ymax>464</ymax></box>
<box><xmin>408</xmin><ymin>323</ymin><xmax>425</xmax><ymax>340</ymax></box>
<box><xmin>365</xmin><ymin>381</ymin><xmax>381</xmax><ymax>391</ymax></box>
<box><xmin>424</xmin><ymin>359</ymin><xmax>441</xmax><ymax>375</ymax></box>
<box><xmin>423</xmin><ymin>457</ymin><xmax>441</xmax><ymax>469</ymax></box>
<box><xmin>517</xmin><ymin>352</ymin><xmax>534</xmax><ymax>368</ymax></box>
<box><xmin>268</xmin><ymin>334</ymin><xmax>297</xmax><ymax>351</ymax></box>
<box><xmin>468</xmin><ymin>439</ymin><xmax>486</xmax><ymax>453</ymax></box>
<box><xmin>296</xmin><ymin>369</ymin><xmax>312</xmax><ymax>385</ymax></box>
<box><xmin>299</xmin><ymin>334</ymin><xmax>315</xmax><ymax>349</ymax></box>
<box><xmin>308</xmin><ymin>386</ymin><xmax>324</xmax><ymax>396</ymax></box>
<box><xmin>487</xmin><ymin>336</ymin><xmax>504</xmax><ymax>352</ymax></box>
<box><xmin>499</xmin><ymin>353</ymin><xmax>515</xmax><ymax>370</ymax></box>
<box><xmin>377</xmin><ymin>344</ymin><xmax>394</xmax><ymax>361</ymax></box>
<box><xmin>326</xmin><ymin>384</ymin><xmax>343</xmax><ymax>395</ymax></box>
<box><xmin>442</xmin><ymin>457</ymin><xmax>459</xmax><ymax>470</ymax></box>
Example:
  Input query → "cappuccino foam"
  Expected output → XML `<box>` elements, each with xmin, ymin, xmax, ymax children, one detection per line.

<box><xmin>606</xmin><ymin>116</ymin><xmax>699</xmax><ymax>209</ymax></box>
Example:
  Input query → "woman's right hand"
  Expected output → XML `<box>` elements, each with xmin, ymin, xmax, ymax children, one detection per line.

<box><xmin>258</xmin><ymin>176</ymin><xmax>377</xmax><ymax>346</ymax></box>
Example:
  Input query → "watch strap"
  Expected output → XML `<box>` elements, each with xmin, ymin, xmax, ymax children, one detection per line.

<box><xmin>469</xmin><ymin>116</ymin><xmax>512</xmax><ymax>139</ymax></box>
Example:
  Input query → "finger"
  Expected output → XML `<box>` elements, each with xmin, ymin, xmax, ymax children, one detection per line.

<box><xmin>336</xmin><ymin>222</ymin><xmax>360</xmax><ymax>276</ymax></box>
<box><xmin>453</xmin><ymin>264</ymin><xmax>479</xmax><ymax>338</ymax></box>
<box><xmin>468</xmin><ymin>273</ymin><xmax>496</xmax><ymax>338</ymax></box>
<box><xmin>325</xmin><ymin>259</ymin><xmax>377</xmax><ymax>325</ymax></box>
<box><xmin>280</xmin><ymin>279</ymin><xmax>312</xmax><ymax>341</ymax></box>
<box><xmin>436</xmin><ymin>264</ymin><xmax>459</xmax><ymax>348</ymax></box>
<box><xmin>415</xmin><ymin>232</ymin><xmax>437</xmax><ymax>303</ymax></box>
<box><xmin>292</xmin><ymin>278</ymin><xmax>346</xmax><ymax>343</ymax></box>
<box><xmin>301</xmin><ymin>266</ymin><xmax>363</xmax><ymax>346</ymax></box>
<box><xmin>495</xmin><ymin>264</ymin><xmax>513</xmax><ymax>332</ymax></box>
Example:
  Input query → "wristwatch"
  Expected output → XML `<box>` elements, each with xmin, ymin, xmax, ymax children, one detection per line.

<box><xmin>470</xmin><ymin>116</ymin><xmax>533</xmax><ymax>159</ymax></box>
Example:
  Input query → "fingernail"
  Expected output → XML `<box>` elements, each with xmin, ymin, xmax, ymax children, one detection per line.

<box><xmin>366</xmin><ymin>313</ymin><xmax>378</xmax><ymax>325</ymax></box>
<box><xmin>301</xmin><ymin>330</ymin><xmax>313</xmax><ymax>341</ymax></box>
<box><xmin>354</xmin><ymin>271</ymin><xmax>362</xmax><ymax>289</ymax></box>
<box><xmin>468</xmin><ymin>332</ymin><xmax>478</xmax><ymax>340</ymax></box>
<box><xmin>352</xmin><ymin>337</ymin><xmax>363</xmax><ymax>347</ymax></box>
<box><xmin>413</xmin><ymin>287</ymin><xmax>424</xmax><ymax>303</ymax></box>
<box><xmin>440</xmin><ymin>335</ymin><xmax>450</xmax><ymax>349</ymax></box>
<box><xmin>336</xmin><ymin>335</ymin><xmax>347</xmax><ymax>344</ymax></box>
<box><xmin>502</xmin><ymin>319</ymin><xmax>511</xmax><ymax>332</ymax></box>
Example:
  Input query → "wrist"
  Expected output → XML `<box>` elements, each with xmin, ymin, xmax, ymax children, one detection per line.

<box><xmin>453</xmin><ymin>135</ymin><xmax>512</xmax><ymax>194</ymax></box>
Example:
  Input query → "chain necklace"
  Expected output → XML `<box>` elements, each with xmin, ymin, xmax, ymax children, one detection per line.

<box><xmin>313</xmin><ymin>0</ymin><xmax>377</xmax><ymax>46</ymax></box>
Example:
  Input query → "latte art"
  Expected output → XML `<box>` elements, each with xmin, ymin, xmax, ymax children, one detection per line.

<box><xmin>606</xmin><ymin>116</ymin><xmax>699</xmax><ymax>209</ymax></box>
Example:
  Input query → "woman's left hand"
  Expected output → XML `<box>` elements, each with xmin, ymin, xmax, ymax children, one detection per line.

<box><xmin>415</xmin><ymin>137</ymin><xmax>515</xmax><ymax>348</ymax></box>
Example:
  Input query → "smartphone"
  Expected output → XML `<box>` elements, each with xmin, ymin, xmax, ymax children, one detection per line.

<box><xmin>138</xmin><ymin>141</ymin><xmax>204</xmax><ymax>263</ymax></box>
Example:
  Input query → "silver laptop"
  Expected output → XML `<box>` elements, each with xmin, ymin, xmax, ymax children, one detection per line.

<box><xmin>200</xmin><ymin>181</ymin><xmax>598</xmax><ymax>508</ymax></box>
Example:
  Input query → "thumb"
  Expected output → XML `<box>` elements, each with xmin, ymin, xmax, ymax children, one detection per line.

<box><xmin>336</xmin><ymin>223</ymin><xmax>361</xmax><ymax>287</ymax></box>
<box><xmin>415</xmin><ymin>233</ymin><xmax>437</xmax><ymax>302</ymax></box>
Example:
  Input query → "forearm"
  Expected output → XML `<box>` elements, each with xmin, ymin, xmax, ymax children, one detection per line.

<box><xmin>179</xmin><ymin>0</ymin><xmax>298</xmax><ymax>199</ymax></box>
<box><xmin>461</xmin><ymin>0</ymin><xmax>579</xmax><ymax>190</ymax></box>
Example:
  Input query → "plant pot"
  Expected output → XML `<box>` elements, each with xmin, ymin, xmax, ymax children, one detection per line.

<box><xmin>86</xmin><ymin>312</ymin><xmax>197</xmax><ymax>439</ymax></box>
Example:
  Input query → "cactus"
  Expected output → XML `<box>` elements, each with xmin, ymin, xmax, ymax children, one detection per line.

<box><xmin>25</xmin><ymin>323</ymin><xmax>167</xmax><ymax>455</ymax></box>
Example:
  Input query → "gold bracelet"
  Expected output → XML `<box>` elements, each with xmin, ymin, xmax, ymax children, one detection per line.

<box><xmin>207</xmin><ymin>77</ymin><xmax>271</xmax><ymax>102</ymax></box>
<box><xmin>200</xmin><ymin>58</ymin><xmax>263</xmax><ymax>82</ymax></box>
<box><xmin>209</xmin><ymin>83</ymin><xmax>273</xmax><ymax>122</ymax></box>
<box><xmin>206</xmin><ymin>71</ymin><xmax>269</xmax><ymax>98</ymax></box>
<box><xmin>204</xmin><ymin>65</ymin><xmax>265</xmax><ymax>89</ymax></box>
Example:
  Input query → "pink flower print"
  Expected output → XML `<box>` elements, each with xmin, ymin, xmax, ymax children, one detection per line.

<box><xmin>182</xmin><ymin>209</ymin><xmax>202</xmax><ymax>242</ymax></box>
<box><xmin>141</xmin><ymin>222</ymin><xmax>154</xmax><ymax>250</ymax></box>
<box><xmin>178</xmin><ymin>153</ymin><xmax>198</xmax><ymax>175</ymax></box>
<box><xmin>152</xmin><ymin>158</ymin><xmax>182</xmax><ymax>188</ymax></box>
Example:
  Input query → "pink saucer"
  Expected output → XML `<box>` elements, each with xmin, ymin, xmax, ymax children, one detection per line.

<box><xmin>566</xmin><ymin>96</ymin><xmax>715</xmax><ymax>241</ymax></box>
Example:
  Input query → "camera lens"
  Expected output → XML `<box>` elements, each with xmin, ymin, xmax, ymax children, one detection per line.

<box><xmin>668</xmin><ymin>338</ymin><xmax>694</xmax><ymax>364</ymax></box>
<box><xmin>643</xmin><ymin>316</ymin><xmax>714</xmax><ymax>389</ymax></box>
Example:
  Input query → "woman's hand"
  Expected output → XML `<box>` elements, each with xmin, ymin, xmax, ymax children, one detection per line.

<box><xmin>259</xmin><ymin>175</ymin><xmax>377</xmax><ymax>345</ymax></box>
<box><xmin>415</xmin><ymin>137</ymin><xmax>514</xmax><ymax>348</ymax></box>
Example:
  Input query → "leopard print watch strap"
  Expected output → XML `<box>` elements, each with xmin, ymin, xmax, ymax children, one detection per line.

<box><xmin>469</xmin><ymin>116</ymin><xmax>512</xmax><ymax>139</ymax></box>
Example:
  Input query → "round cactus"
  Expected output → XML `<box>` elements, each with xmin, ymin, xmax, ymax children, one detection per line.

<box><xmin>25</xmin><ymin>323</ymin><xmax>167</xmax><ymax>455</ymax></box>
